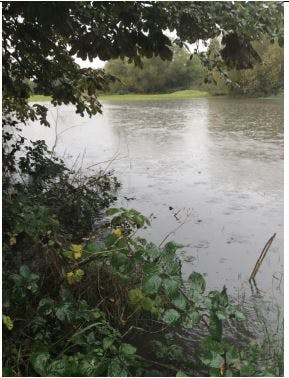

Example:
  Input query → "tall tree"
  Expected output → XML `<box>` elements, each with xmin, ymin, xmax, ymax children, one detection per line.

<box><xmin>2</xmin><ymin>1</ymin><xmax>283</xmax><ymax>124</ymax></box>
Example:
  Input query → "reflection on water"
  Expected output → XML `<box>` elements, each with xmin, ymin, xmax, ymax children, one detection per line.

<box><xmin>24</xmin><ymin>98</ymin><xmax>283</xmax><ymax>335</ymax></box>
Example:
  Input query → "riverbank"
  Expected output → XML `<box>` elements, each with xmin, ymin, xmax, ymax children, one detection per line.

<box><xmin>29</xmin><ymin>89</ymin><xmax>211</xmax><ymax>103</ymax></box>
<box><xmin>29</xmin><ymin>90</ymin><xmax>284</xmax><ymax>103</ymax></box>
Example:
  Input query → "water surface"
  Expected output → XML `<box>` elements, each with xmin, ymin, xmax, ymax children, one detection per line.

<box><xmin>25</xmin><ymin>98</ymin><xmax>284</xmax><ymax>335</ymax></box>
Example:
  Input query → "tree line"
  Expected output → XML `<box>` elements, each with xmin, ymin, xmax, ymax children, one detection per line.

<box><xmin>104</xmin><ymin>38</ymin><xmax>283</xmax><ymax>97</ymax></box>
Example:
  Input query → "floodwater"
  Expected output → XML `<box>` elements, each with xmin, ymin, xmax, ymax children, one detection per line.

<box><xmin>24</xmin><ymin>98</ymin><xmax>283</xmax><ymax>336</ymax></box>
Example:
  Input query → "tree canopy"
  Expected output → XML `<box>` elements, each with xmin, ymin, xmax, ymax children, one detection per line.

<box><xmin>3</xmin><ymin>1</ymin><xmax>283</xmax><ymax>124</ymax></box>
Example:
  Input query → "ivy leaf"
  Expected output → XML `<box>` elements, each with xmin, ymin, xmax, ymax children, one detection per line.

<box><xmin>188</xmin><ymin>272</ymin><xmax>206</xmax><ymax>294</ymax></box>
<box><xmin>143</xmin><ymin>274</ymin><xmax>162</xmax><ymax>294</ymax></box>
<box><xmin>162</xmin><ymin>309</ymin><xmax>181</xmax><ymax>325</ymax></box>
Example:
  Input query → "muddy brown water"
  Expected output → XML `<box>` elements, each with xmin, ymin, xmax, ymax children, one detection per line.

<box><xmin>24</xmin><ymin>98</ymin><xmax>283</xmax><ymax>338</ymax></box>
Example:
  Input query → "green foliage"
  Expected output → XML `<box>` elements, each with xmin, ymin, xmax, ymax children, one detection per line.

<box><xmin>105</xmin><ymin>46</ymin><xmax>205</xmax><ymax>94</ymax></box>
<box><xmin>2</xmin><ymin>2</ymin><xmax>283</xmax><ymax>124</ymax></box>
<box><xmin>2</xmin><ymin>2</ymin><xmax>283</xmax><ymax>376</ymax></box>
<box><xmin>205</xmin><ymin>38</ymin><xmax>284</xmax><ymax>97</ymax></box>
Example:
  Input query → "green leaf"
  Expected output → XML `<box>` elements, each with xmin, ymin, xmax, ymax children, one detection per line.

<box><xmin>31</xmin><ymin>350</ymin><xmax>50</xmax><ymax>376</ymax></box>
<box><xmin>105</xmin><ymin>234</ymin><xmax>118</xmax><ymax>247</ymax></box>
<box><xmin>164</xmin><ymin>241</ymin><xmax>183</xmax><ymax>256</ymax></box>
<box><xmin>106</xmin><ymin>208</ymin><xmax>121</xmax><ymax>216</ymax></box>
<box><xmin>162</xmin><ymin>309</ymin><xmax>181</xmax><ymax>325</ymax></box>
<box><xmin>55</xmin><ymin>303</ymin><xmax>74</xmax><ymax>322</ymax></box>
<box><xmin>119</xmin><ymin>343</ymin><xmax>137</xmax><ymax>356</ymax></box>
<box><xmin>201</xmin><ymin>336</ymin><xmax>225</xmax><ymax>354</ymax></box>
<box><xmin>226</xmin><ymin>345</ymin><xmax>239</xmax><ymax>364</ymax></box>
<box><xmin>172</xmin><ymin>293</ymin><xmax>187</xmax><ymax>310</ymax></box>
<box><xmin>108</xmin><ymin>359</ymin><xmax>127</xmax><ymax>377</ymax></box>
<box><xmin>103</xmin><ymin>337</ymin><xmax>115</xmax><ymax>350</ymax></box>
<box><xmin>164</xmin><ymin>260</ymin><xmax>181</xmax><ymax>276</ymax></box>
<box><xmin>163</xmin><ymin>278</ymin><xmax>181</xmax><ymax>298</ymax></box>
<box><xmin>47</xmin><ymin>359</ymin><xmax>69</xmax><ymax>376</ymax></box>
<box><xmin>144</xmin><ymin>243</ymin><xmax>161</xmax><ymax>261</ymax></box>
<box><xmin>240</xmin><ymin>361</ymin><xmax>256</xmax><ymax>376</ymax></box>
<box><xmin>188</xmin><ymin>272</ymin><xmax>206</xmax><ymax>294</ymax></box>
<box><xmin>216</xmin><ymin>308</ymin><xmax>228</xmax><ymax>320</ymax></box>
<box><xmin>38</xmin><ymin>297</ymin><xmax>54</xmax><ymax>316</ymax></box>
<box><xmin>143</xmin><ymin>263</ymin><xmax>162</xmax><ymax>277</ymax></box>
<box><xmin>234</xmin><ymin>310</ymin><xmax>246</xmax><ymax>320</ymax></box>
<box><xmin>176</xmin><ymin>370</ymin><xmax>187</xmax><ymax>377</ymax></box>
<box><xmin>209</xmin><ymin>312</ymin><xmax>223</xmax><ymax>341</ymax></box>
<box><xmin>201</xmin><ymin>350</ymin><xmax>224</xmax><ymax>369</ymax></box>
<box><xmin>182</xmin><ymin>308</ymin><xmax>201</xmax><ymax>329</ymax></box>
<box><xmin>143</xmin><ymin>274</ymin><xmax>162</xmax><ymax>294</ymax></box>
<box><xmin>19</xmin><ymin>265</ymin><xmax>31</xmax><ymax>279</ymax></box>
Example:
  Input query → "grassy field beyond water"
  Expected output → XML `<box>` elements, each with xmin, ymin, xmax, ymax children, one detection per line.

<box><xmin>29</xmin><ymin>90</ymin><xmax>211</xmax><ymax>103</ymax></box>
<box><xmin>29</xmin><ymin>90</ymin><xmax>283</xmax><ymax>103</ymax></box>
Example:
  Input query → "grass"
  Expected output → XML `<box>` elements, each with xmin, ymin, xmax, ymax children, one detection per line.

<box><xmin>100</xmin><ymin>89</ymin><xmax>211</xmax><ymax>101</ymax></box>
<box><xmin>258</xmin><ymin>93</ymin><xmax>284</xmax><ymax>100</ymax></box>
<box><xmin>29</xmin><ymin>94</ymin><xmax>52</xmax><ymax>102</ymax></box>
<box><xmin>29</xmin><ymin>90</ymin><xmax>283</xmax><ymax>103</ymax></box>
<box><xmin>29</xmin><ymin>90</ymin><xmax>211</xmax><ymax>103</ymax></box>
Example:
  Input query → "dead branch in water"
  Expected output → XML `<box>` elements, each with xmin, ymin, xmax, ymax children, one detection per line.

<box><xmin>249</xmin><ymin>233</ymin><xmax>276</xmax><ymax>281</ymax></box>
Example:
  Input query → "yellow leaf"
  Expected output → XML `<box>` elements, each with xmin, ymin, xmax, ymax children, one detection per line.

<box><xmin>3</xmin><ymin>315</ymin><xmax>13</xmax><ymax>331</ymax></box>
<box><xmin>9</xmin><ymin>235</ymin><xmax>17</xmax><ymax>246</ymax></box>
<box><xmin>66</xmin><ymin>271</ymin><xmax>75</xmax><ymax>285</ymax></box>
<box><xmin>70</xmin><ymin>244</ymin><xmax>82</xmax><ymax>253</ymax></box>
<box><xmin>74</xmin><ymin>250</ymin><xmax>82</xmax><ymax>259</ymax></box>
<box><xmin>113</xmin><ymin>228</ymin><xmax>122</xmax><ymax>238</ymax></box>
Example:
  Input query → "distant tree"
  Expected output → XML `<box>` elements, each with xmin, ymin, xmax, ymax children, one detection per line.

<box><xmin>229</xmin><ymin>40</ymin><xmax>284</xmax><ymax>96</ymax></box>
<box><xmin>206</xmin><ymin>37</ymin><xmax>284</xmax><ymax>97</ymax></box>
<box><xmin>105</xmin><ymin>46</ymin><xmax>205</xmax><ymax>94</ymax></box>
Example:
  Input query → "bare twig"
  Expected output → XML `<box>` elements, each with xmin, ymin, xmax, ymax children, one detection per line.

<box><xmin>158</xmin><ymin>209</ymin><xmax>192</xmax><ymax>247</ymax></box>
<box><xmin>249</xmin><ymin>233</ymin><xmax>276</xmax><ymax>281</ymax></box>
